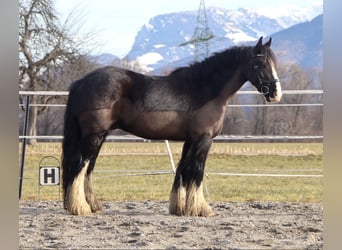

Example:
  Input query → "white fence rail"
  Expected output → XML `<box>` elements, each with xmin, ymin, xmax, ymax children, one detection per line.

<box><xmin>18</xmin><ymin>135</ymin><xmax>323</xmax><ymax>141</ymax></box>
<box><xmin>19</xmin><ymin>89</ymin><xmax>324</xmax><ymax>95</ymax></box>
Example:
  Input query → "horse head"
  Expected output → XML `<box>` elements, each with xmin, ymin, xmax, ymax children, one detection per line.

<box><xmin>248</xmin><ymin>36</ymin><xmax>282</xmax><ymax>103</ymax></box>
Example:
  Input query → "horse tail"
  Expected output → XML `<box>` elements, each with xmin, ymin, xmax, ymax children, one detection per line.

<box><xmin>61</xmin><ymin>91</ymin><xmax>81</xmax><ymax>204</ymax></box>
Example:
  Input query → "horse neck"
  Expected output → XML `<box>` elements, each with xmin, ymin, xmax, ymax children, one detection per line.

<box><xmin>218</xmin><ymin>67</ymin><xmax>246</xmax><ymax>102</ymax></box>
<box><xmin>191</xmin><ymin>48</ymin><xmax>250</xmax><ymax>101</ymax></box>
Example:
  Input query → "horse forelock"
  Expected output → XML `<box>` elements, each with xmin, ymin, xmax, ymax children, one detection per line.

<box><xmin>265</xmin><ymin>47</ymin><xmax>277</xmax><ymax>66</ymax></box>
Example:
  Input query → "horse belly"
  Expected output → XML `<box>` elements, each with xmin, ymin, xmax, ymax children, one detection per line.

<box><xmin>122</xmin><ymin>111</ymin><xmax>188</xmax><ymax>140</ymax></box>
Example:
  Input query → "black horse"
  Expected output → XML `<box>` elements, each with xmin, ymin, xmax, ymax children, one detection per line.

<box><xmin>62</xmin><ymin>37</ymin><xmax>282</xmax><ymax>216</ymax></box>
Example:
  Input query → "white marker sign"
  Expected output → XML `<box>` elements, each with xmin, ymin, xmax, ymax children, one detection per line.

<box><xmin>39</xmin><ymin>167</ymin><xmax>60</xmax><ymax>185</ymax></box>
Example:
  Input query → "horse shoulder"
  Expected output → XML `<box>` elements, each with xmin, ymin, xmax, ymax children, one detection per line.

<box><xmin>190</xmin><ymin>100</ymin><xmax>227</xmax><ymax>138</ymax></box>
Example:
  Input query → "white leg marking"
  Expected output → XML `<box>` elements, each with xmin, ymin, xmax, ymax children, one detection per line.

<box><xmin>65</xmin><ymin>161</ymin><xmax>92</xmax><ymax>216</ymax></box>
<box><xmin>185</xmin><ymin>182</ymin><xmax>213</xmax><ymax>217</ymax></box>
<box><xmin>170</xmin><ymin>178</ymin><xmax>213</xmax><ymax>216</ymax></box>
<box><xmin>85</xmin><ymin>172</ymin><xmax>102</xmax><ymax>213</ymax></box>
<box><xmin>169</xmin><ymin>177</ymin><xmax>186</xmax><ymax>215</ymax></box>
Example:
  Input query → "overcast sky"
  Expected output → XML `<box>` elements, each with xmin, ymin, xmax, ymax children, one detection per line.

<box><xmin>55</xmin><ymin>0</ymin><xmax>322</xmax><ymax>57</ymax></box>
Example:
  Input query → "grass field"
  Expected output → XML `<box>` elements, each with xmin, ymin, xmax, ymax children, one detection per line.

<box><xmin>19</xmin><ymin>142</ymin><xmax>323</xmax><ymax>203</ymax></box>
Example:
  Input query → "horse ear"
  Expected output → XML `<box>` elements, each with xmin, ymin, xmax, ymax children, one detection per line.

<box><xmin>264</xmin><ymin>37</ymin><xmax>272</xmax><ymax>48</ymax></box>
<box><xmin>255</xmin><ymin>36</ymin><xmax>263</xmax><ymax>52</ymax></box>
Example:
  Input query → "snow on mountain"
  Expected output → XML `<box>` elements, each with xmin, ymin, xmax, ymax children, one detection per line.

<box><xmin>135</xmin><ymin>52</ymin><xmax>164</xmax><ymax>72</ymax></box>
<box><xmin>254</xmin><ymin>2</ymin><xmax>323</xmax><ymax>27</ymax></box>
<box><xmin>120</xmin><ymin>3</ymin><xmax>323</xmax><ymax>73</ymax></box>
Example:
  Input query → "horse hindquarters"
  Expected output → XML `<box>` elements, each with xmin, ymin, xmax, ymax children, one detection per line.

<box><xmin>169</xmin><ymin>134</ymin><xmax>214</xmax><ymax>216</ymax></box>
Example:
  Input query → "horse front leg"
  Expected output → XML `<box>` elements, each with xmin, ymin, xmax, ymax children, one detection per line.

<box><xmin>169</xmin><ymin>140</ymin><xmax>191</xmax><ymax>216</ymax></box>
<box><xmin>169</xmin><ymin>135</ymin><xmax>214</xmax><ymax>216</ymax></box>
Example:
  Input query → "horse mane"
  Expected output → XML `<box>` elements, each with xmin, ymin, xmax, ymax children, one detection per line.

<box><xmin>169</xmin><ymin>44</ymin><xmax>276</xmax><ymax>82</ymax></box>
<box><xmin>169</xmin><ymin>46</ymin><xmax>250</xmax><ymax>81</ymax></box>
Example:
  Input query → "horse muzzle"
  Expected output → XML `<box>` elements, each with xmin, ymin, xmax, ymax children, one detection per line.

<box><xmin>267</xmin><ymin>80</ymin><xmax>282</xmax><ymax>103</ymax></box>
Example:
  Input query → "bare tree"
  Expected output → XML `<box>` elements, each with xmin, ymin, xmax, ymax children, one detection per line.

<box><xmin>114</xmin><ymin>58</ymin><xmax>145</xmax><ymax>73</ymax></box>
<box><xmin>279</xmin><ymin>64</ymin><xmax>322</xmax><ymax>135</ymax></box>
<box><xmin>244</xmin><ymin>62</ymin><xmax>322</xmax><ymax>138</ymax></box>
<box><xmin>221</xmin><ymin>95</ymin><xmax>246</xmax><ymax>135</ymax></box>
<box><xmin>19</xmin><ymin>0</ymin><xmax>92</xmax><ymax>145</ymax></box>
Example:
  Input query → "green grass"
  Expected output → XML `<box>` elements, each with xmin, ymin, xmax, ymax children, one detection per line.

<box><xmin>19</xmin><ymin>142</ymin><xmax>323</xmax><ymax>203</ymax></box>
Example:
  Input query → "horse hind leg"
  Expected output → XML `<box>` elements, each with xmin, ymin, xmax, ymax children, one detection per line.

<box><xmin>84</xmin><ymin>166</ymin><xmax>102</xmax><ymax>213</ymax></box>
<box><xmin>65</xmin><ymin>132</ymin><xmax>107</xmax><ymax>215</ymax></box>
<box><xmin>64</xmin><ymin>159</ymin><xmax>92</xmax><ymax>216</ymax></box>
<box><xmin>84</xmin><ymin>133</ymin><xmax>107</xmax><ymax>213</ymax></box>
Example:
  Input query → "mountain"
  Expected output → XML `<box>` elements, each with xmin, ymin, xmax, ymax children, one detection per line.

<box><xmin>123</xmin><ymin>4</ymin><xmax>322</xmax><ymax>73</ymax></box>
<box><xmin>91</xmin><ymin>53</ymin><xmax>119</xmax><ymax>66</ymax></box>
<box><xmin>271</xmin><ymin>14</ymin><xmax>323</xmax><ymax>69</ymax></box>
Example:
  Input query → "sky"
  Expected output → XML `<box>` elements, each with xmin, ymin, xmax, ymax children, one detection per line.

<box><xmin>55</xmin><ymin>0</ymin><xmax>323</xmax><ymax>57</ymax></box>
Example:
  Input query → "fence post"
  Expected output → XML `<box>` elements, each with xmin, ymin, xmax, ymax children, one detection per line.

<box><xmin>165</xmin><ymin>140</ymin><xmax>176</xmax><ymax>174</ymax></box>
<box><xmin>19</xmin><ymin>95</ymin><xmax>30</xmax><ymax>199</ymax></box>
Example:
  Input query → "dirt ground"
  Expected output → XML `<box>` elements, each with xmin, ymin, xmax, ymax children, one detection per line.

<box><xmin>19</xmin><ymin>200</ymin><xmax>322</xmax><ymax>249</ymax></box>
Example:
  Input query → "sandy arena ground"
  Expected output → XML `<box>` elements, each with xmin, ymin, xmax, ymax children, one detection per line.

<box><xmin>19</xmin><ymin>200</ymin><xmax>322</xmax><ymax>249</ymax></box>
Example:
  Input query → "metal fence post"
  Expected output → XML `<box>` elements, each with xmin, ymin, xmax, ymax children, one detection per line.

<box><xmin>19</xmin><ymin>95</ymin><xmax>30</xmax><ymax>199</ymax></box>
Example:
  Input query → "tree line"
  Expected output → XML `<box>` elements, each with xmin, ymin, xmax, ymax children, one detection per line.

<box><xmin>19</xmin><ymin>0</ymin><xmax>322</xmax><ymax>144</ymax></box>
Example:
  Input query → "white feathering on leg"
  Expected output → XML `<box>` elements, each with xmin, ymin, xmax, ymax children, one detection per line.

<box><xmin>65</xmin><ymin>161</ymin><xmax>92</xmax><ymax>216</ymax></box>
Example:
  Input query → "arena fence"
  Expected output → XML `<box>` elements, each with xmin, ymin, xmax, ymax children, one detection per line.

<box><xmin>18</xmin><ymin>90</ymin><xmax>323</xmax><ymax>199</ymax></box>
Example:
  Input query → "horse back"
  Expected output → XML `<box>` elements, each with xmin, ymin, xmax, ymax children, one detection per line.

<box><xmin>66</xmin><ymin>67</ymin><xmax>134</xmax><ymax>112</ymax></box>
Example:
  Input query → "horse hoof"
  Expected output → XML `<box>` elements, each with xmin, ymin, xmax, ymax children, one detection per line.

<box><xmin>170</xmin><ymin>205</ymin><xmax>214</xmax><ymax>217</ymax></box>
<box><xmin>67</xmin><ymin>203</ymin><xmax>92</xmax><ymax>216</ymax></box>
<box><xmin>71</xmin><ymin>207</ymin><xmax>92</xmax><ymax>216</ymax></box>
<box><xmin>186</xmin><ymin>205</ymin><xmax>214</xmax><ymax>217</ymax></box>
<box><xmin>169</xmin><ymin>207</ymin><xmax>185</xmax><ymax>216</ymax></box>
<box><xmin>198</xmin><ymin>208</ymin><xmax>215</xmax><ymax>217</ymax></box>
<box><xmin>90</xmin><ymin>200</ymin><xmax>102</xmax><ymax>213</ymax></box>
